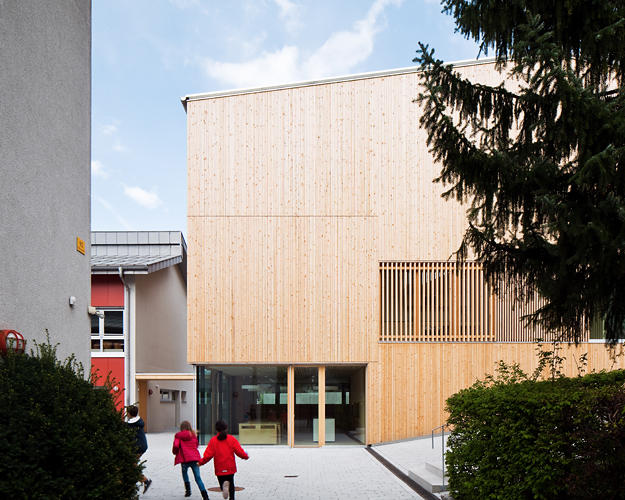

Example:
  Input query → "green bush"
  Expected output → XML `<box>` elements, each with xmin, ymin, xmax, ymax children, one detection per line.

<box><xmin>446</xmin><ymin>367</ymin><xmax>625</xmax><ymax>500</ymax></box>
<box><xmin>0</xmin><ymin>341</ymin><xmax>143</xmax><ymax>500</ymax></box>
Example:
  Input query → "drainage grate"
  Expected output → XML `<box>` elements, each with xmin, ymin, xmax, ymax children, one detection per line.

<box><xmin>207</xmin><ymin>487</ymin><xmax>244</xmax><ymax>492</ymax></box>
<box><xmin>284</xmin><ymin>475</ymin><xmax>298</xmax><ymax>478</ymax></box>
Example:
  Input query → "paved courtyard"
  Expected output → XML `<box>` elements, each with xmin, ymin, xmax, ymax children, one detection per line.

<box><xmin>140</xmin><ymin>431</ymin><xmax>447</xmax><ymax>500</ymax></box>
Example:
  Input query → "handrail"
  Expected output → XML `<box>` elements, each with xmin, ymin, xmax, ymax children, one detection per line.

<box><xmin>431</xmin><ymin>424</ymin><xmax>445</xmax><ymax>448</ymax></box>
<box><xmin>431</xmin><ymin>424</ymin><xmax>447</xmax><ymax>492</ymax></box>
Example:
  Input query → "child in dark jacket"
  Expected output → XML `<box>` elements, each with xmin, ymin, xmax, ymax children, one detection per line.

<box><xmin>199</xmin><ymin>421</ymin><xmax>249</xmax><ymax>500</ymax></box>
<box><xmin>126</xmin><ymin>406</ymin><xmax>152</xmax><ymax>494</ymax></box>
<box><xmin>173</xmin><ymin>421</ymin><xmax>209</xmax><ymax>499</ymax></box>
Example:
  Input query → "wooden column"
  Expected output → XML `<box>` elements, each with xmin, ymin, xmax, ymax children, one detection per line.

<box><xmin>287</xmin><ymin>365</ymin><xmax>294</xmax><ymax>447</ymax></box>
<box><xmin>138</xmin><ymin>380</ymin><xmax>148</xmax><ymax>432</ymax></box>
<box><xmin>318</xmin><ymin>366</ymin><xmax>325</xmax><ymax>447</ymax></box>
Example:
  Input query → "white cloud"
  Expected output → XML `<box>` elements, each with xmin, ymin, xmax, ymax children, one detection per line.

<box><xmin>123</xmin><ymin>184</ymin><xmax>163</xmax><ymax>209</ymax></box>
<box><xmin>304</xmin><ymin>0</ymin><xmax>403</xmax><ymax>77</ymax></box>
<box><xmin>91</xmin><ymin>160</ymin><xmax>109</xmax><ymax>179</ymax></box>
<box><xmin>202</xmin><ymin>0</ymin><xmax>404</xmax><ymax>88</ymax></box>
<box><xmin>97</xmin><ymin>197</ymin><xmax>134</xmax><ymax>230</ymax></box>
<box><xmin>239</xmin><ymin>32</ymin><xmax>268</xmax><ymax>59</ymax></box>
<box><xmin>203</xmin><ymin>46</ymin><xmax>301</xmax><ymax>88</ymax></box>
<box><xmin>112</xmin><ymin>140</ymin><xmax>126</xmax><ymax>152</ymax></box>
<box><xmin>272</xmin><ymin>0</ymin><xmax>303</xmax><ymax>35</ymax></box>
<box><xmin>102</xmin><ymin>124</ymin><xmax>117</xmax><ymax>136</ymax></box>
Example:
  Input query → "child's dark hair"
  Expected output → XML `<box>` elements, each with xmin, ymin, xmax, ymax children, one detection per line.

<box><xmin>128</xmin><ymin>406</ymin><xmax>138</xmax><ymax>417</ymax></box>
<box><xmin>215</xmin><ymin>420</ymin><xmax>228</xmax><ymax>441</ymax></box>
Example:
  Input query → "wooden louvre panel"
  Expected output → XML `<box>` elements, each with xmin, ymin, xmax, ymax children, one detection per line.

<box><xmin>380</xmin><ymin>262</ymin><xmax>493</xmax><ymax>342</ymax></box>
<box><xmin>492</xmin><ymin>283</ymin><xmax>590</xmax><ymax>342</ymax></box>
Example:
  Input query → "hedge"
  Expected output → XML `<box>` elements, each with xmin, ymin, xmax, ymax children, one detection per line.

<box><xmin>446</xmin><ymin>367</ymin><xmax>625</xmax><ymax>500</ymax></box>
<box><xmin>0</xmin><ymin>341</ymin><xmax>143</xmax><ymax>500</ymax></box>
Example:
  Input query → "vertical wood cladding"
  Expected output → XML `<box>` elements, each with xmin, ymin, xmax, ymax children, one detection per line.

<box><xmin>187</xmin><ymin>62</ymin><xmax>622</xmax><ymax>443</ymax></box>
<box><xmin>187</xmin><ymin>65</ymin><xmax>499</xmax><ymax>364</ymax></box>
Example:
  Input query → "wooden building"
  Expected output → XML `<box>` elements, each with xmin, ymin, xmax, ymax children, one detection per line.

<box><xmin>182</xmin><ymin>59</ymin><xmax>624</xmax><ymax>446</ymax></box>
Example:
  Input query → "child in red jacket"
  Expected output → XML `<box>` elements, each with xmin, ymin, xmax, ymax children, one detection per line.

<box><xmin>173</xmin><ymin>421</ymin><xmax>209</xmax><ymax>499</ymax></box>
<box><xmin>199</xmin><ymin>420</ymin><xmax>249</xmax><ymax>500</ymax></box>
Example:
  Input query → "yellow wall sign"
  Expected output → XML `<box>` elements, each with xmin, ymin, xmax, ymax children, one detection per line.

<box><xmin>76</xmin><ymin>237</ymin><xmax>85</xmax><ymax>255</ymax></box>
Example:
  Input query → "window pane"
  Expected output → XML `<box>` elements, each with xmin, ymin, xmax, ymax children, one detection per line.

<box><xmin>104</xmin><ymin>311</ymin><xmax>123</xmax><ymax>335</ymax></box>
<box><xmin>91</xmin><ymin>315</ymin><xmax>100</xmax><ymax>334</ymax></box>
<box><xmin>103</xmin><ymin>339</ymin><xmax>124</xmax><ymax>352</ymax></box>
<box><xmin>197</xmin><ymin>365</ymin><xmax>288</xmax><ymax>446</ymax></box>
<box><xmin>91</xmin><ymin>339</ymin><xmax>101</xmax><ymax>351</ymax></box>
<box><xmin>295</xmin><ymin>366</ymin><xmax>318</xmax><ymax>446</ymax></box>
<box><xmin>325</xmin><ymin>366</ymin><xmax>366</xmax><ymax>445</ymax></box>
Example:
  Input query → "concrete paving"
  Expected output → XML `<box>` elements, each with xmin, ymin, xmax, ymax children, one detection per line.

<box><xmin>139</xmin><ymin>431</ymin><xmax>448</xmax><ymax>500</ymax></box>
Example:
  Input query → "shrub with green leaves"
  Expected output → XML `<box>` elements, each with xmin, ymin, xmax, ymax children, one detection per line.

<box><xmin>0</xmin><ymin>341</ymin><xmax>143</xmax><ymax>499</ymax></box>
<box><xmin>446</xmin><ymin>367</ymin><xmax>625</xmax><ymax>500</ymax></box>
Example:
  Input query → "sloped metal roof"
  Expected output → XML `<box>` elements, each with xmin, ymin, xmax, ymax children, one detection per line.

<box><xmin>91</xmin><ymin>231</ymin><xmax>187</xmax><ymax>281</ymax></box>
<box><xmin>180</xmin><ymin>57</ymin><xmax>497</xmax><ymax>111</ymax></box>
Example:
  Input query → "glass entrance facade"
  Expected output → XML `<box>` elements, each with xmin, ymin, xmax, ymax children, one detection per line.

<box><xmin>197</xmin><ymin>365</ymin><xmax>288</xmax><ymax>446</ymax></box>
<box><xmin>196</xmin><ymin>364</ymin><xmax>365</xmax><ymax>446</ymax></box>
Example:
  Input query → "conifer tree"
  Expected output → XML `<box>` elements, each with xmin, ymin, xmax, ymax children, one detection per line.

<box><xmin>414</xmin><ymin>0</ymin><xmax>625</xmax><ymax>343</ymax></box>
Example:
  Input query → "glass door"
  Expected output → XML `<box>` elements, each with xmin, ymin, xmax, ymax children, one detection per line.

<box><xmin>293</xmin><ymin>366</ymin><xmax>319</xmax><ymax>446</ymax></box>
<box><xmin>325</xmin><ymin>366</ymin><xmax>366</xmax><ymax>445</ymax></box>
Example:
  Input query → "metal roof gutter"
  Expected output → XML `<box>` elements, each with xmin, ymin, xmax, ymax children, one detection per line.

<box><xmin>180</xmin><ymin>57</ymin><xmax>497</xmax><ymax>112</ymax></box>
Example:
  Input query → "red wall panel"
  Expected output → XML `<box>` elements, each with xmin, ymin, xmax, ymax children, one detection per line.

<box><xmin>91</xmin><ymin>275</ymin><xmax>124</xmax><ymax>307</ymax></box>
<box><xmin>91</xmin><ymin>357</ymin><xmax>125</xmax><ymax>409</ymax></box>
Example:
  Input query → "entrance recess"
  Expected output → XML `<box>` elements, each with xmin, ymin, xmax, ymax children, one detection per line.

<box><xmin>198</xmin><ymin>364</ymin><xmax>365</xmax><ymax>447</ymax></box>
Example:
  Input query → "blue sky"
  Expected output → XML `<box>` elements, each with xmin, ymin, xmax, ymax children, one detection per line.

<box><xmin>91</xmin><ymin>0</ymin><xmax>481</xmax><ymax>235</ymax></box>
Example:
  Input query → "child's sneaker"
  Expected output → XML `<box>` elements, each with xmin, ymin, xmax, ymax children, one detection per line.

<box><xmin>221</xmin><ymin>480</ymin><xmax>229</xmax><ymax>499</ymax></box>
<box><xmin>143</xmin><ymin>479</ymin><xmax>152</xmax><ymax>494</ymax></box>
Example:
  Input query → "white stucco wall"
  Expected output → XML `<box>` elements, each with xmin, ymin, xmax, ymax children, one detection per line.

<box><xmin>145</xmin><ymin>379</ymin><xmax>195</xmax><ymax>432</ymax></box>
<box><xmin>134</xmin><ymin>265</ymin><xmax>190</xmax><ymax>374</ymax></box>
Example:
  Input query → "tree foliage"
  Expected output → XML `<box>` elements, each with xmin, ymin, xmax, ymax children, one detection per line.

<box><xmin>0</xmin><ymin>341</ymin><xmax>142</xmax><ymax>500</ymax></box>
<box><xmin>414</xmin><ymin>0</ymin><xmax>625</xmax><ymax>343</ymax></box>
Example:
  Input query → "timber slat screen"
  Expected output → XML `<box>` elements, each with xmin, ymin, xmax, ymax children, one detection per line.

<box><xmin>380</xmin><ymin>261</ymin><xmax>493</xmax><ymax>342</ymax></box>
<box><xmin>380</xmin><ymin>261</ymin><xmax>580</xmax><ymax>342</ymax></box>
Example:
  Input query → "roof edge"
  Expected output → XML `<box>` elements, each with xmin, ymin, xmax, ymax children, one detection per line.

<box><xmin>181</xmin><ymin>57</ymin><xmax>497</xmax><ymax>105</ymax></box>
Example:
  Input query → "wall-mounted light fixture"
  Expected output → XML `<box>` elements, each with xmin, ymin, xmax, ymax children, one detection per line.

<box><xmin>87</xmin><ymin>306</ymin><xmax>104</xmax><ymax>318</ymax></box>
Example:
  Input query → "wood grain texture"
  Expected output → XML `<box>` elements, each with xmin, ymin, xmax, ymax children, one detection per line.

<box><xmin>186</xmin><ymin>61</ymin><xmax>622</xmax><ymax>444</ymax></box>
<box><xmin>368</xmin><ymin>342</ymin><xmax>625</xmax><ymax>442</ymax></box>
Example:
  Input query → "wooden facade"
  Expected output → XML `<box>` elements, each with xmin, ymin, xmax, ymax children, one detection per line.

<box><xmin>185</xmin><ymin>61</ymin><xmax>625</xmax><ymax>444</ymax></box>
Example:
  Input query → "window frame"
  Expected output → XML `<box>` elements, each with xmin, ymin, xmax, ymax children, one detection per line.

<box><xmin>91</xmin><ymin>308</ymin><xmax>125</xmax><ymax>357</ymax></box>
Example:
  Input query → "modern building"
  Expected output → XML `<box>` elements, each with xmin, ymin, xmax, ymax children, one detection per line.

<box><xmin>0</xmin><ymin>0</ymin><xmax>92</xmax><ymax>367</ymax></box>
<box><xmin>90</xmin><ymin>231</ymin><xmax>193</xmax><ymax>431</ymax></box>
<box><xmin>182</xmin><ymin>60</ymin><xmax>625</xmax><ymax>446</ymax></box>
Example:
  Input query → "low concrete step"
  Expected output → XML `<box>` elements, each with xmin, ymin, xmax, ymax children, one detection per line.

<box><xmin>408</xmin><ymin>466</ymin><xmax>448</xmax><ymax>493</ymax></box>
<box><xmin>425</xmin><ymin>461</ymin><xmax>446</xmax><ymax>478</ymax></box>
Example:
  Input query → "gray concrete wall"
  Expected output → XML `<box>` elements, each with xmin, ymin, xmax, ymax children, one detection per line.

<box><xmin>146</xmin><ymin>380</ymin><xmax>194</xmax><ymax>433</ymax></box>
<box><xmin>0</xmin><ymin>1</ymin><xmax>92</xmax><ymax>367</ymax></box>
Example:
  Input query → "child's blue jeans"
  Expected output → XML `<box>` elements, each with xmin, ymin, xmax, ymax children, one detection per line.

<box><xmin>181</xmin><ymin>461</ymin><xmax>206</xmax><ymax>491</ymax></box>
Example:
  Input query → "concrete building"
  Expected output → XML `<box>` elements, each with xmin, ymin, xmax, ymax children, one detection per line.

<box><xmin>90</xmin><ymin>231</ymin><xmax>193</xmax><ymax>432</ymax></box>
<box><xmin>0</xmin><ymin>1</ymin><xmax>92</xmax><ymax>366</ymax></box>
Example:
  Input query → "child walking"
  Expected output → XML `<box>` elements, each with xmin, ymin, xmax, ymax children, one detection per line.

<box><xmin>199</xmin><ymin>421</ymin><xmax>249</xmax><ymax>500</ymax></box>
<box><xmin>173</xmin><ymin>421</ymin><xmax>209</xmax><ymax>499</ymax></box>
<box><xmin>126</xmin><ymin>406</ymin><xmax>152</xmax><ymax>494</ymax></box>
